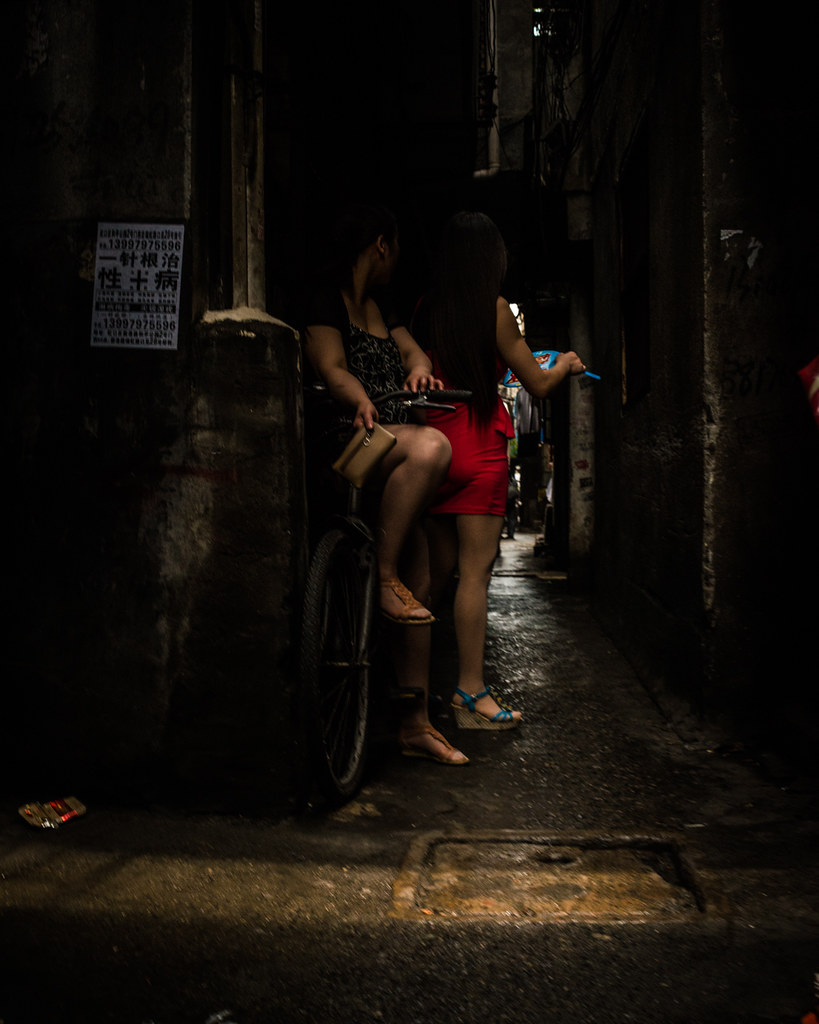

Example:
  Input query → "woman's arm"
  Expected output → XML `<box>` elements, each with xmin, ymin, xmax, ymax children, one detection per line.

<box><xmin>304</xmin><ymin>324</ymin><xmax>379</xmax><ymax>429</ymax></box>
<box><xmin>495</xmin><ymin>297</ymin><xmax>585</xmax><ymax>398</ymax></box>
<box><xmin>391</xmin><ymin>325</ymin><xmax>442</xmax><ymax>392</ymax></box>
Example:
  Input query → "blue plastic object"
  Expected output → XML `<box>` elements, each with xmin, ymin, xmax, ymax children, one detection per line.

<box><xmin>502</xmin><ymin>350</ymin><xmax>600</xmax><ymax>386</ymax></box>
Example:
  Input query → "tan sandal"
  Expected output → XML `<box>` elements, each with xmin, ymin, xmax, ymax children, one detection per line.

<box><xmin>380</xmin><ymin>578</ymin><xmax>435</xmax><ymax>625</ymax></box>
<box><xmin>399</xmin><ymin>724</ymin><xmax>469</xmax><ymax>765</ymax></box>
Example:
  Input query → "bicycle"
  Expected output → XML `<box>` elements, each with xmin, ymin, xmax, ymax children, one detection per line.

<box><xmin>299</xmin><ymin>388</ymin><xmax>471</xmax><ymax>805</ymax></box>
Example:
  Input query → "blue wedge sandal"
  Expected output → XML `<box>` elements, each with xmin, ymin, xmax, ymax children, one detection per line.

<box><xmin>451</xmin><ymin>687</ymin><xmax>521</xmax><ymax>730</ymax></box>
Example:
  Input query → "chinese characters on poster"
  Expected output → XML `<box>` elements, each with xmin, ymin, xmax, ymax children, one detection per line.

<box><xmin>91</xmin><ymin>223</ymin><xmax>184</xmax><ymax>349</ymax></box>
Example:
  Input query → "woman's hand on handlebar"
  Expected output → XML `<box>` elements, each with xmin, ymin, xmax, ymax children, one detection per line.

<box><xmin>403</xmin><ymin>367</ymin><xmax>443</xmax><ymax>393</ymax></box>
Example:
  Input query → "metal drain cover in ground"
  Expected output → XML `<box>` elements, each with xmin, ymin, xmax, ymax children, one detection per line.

<box><xmin>392</xmin><ymin>831</ymin><xmax>717</xmax><ymax>922</ymax></box>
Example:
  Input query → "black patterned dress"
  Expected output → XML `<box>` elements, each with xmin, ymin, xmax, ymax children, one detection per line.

<box><xmin>304</xmin><ymin>288</ymin><xmax>410</xmax><ymax>459</ymax></box>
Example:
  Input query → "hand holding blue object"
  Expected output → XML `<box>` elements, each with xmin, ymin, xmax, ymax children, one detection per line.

<box><xmin>502</xmin><ymin>350</ymin><xmax>600</xmax><ymax>387</ymax></box>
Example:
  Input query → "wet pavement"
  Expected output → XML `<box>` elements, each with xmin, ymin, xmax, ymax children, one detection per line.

<box><xmin>2</xmin><ymin>530</ymin><xmax>818</xmax><ymax>1023</ymax></box>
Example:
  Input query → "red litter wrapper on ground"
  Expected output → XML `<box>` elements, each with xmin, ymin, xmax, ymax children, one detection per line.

<box><xmin>798</xmin><ymin>354</ymin><xmax>819</xmax><ymax>430</ymax></box>
<box><xmin>19</xmin><ymin>796</ymin><xmax>87</xmax><ymax>828</ymax></box>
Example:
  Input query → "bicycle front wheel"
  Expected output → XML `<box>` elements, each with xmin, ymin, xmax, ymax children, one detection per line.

<box><xmin>300</xmin><ymin>526</ymin><xmax>376</xmax><ymax>803</ymax></box>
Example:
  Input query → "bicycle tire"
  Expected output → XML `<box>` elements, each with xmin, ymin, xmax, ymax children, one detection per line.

<box><xmin>300</xmin><ymin>526</ymin><xmax>376</xmax><ymax>803</ymax></box>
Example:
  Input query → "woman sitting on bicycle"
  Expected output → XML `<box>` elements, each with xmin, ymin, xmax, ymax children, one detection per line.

<box><xmin>304</xmin><ymin>202</ymin><xmax>468</xmax><ymax>766</ymax></box>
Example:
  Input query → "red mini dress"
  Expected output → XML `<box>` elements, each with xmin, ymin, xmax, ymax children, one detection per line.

<box><xmin>426</xmin><ymin>353</ymin><xmax>514</xmax><ymax>517</ymax></box>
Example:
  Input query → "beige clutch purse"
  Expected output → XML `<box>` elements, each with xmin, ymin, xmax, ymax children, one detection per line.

<box><xmin>331</xmin><ymin>423</ymin><xmax>397</xmax><ymax>488</ymax></box>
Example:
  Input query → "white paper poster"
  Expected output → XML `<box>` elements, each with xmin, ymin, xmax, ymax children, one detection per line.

<box><xmin>90</xmin><ymin>223</ymin><xmax>184</xmax><ymax>349</ymax></box>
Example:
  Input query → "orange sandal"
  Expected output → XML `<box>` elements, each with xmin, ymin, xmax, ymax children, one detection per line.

<box><xmin>380</xmin><ymin>578</ymin><xmax>435</xmax><ymax>625</ymax></box>
<box><xmin>399</xmin><ymin>724</ymin><xmax>469</xmax><ymax>765</ymax></box>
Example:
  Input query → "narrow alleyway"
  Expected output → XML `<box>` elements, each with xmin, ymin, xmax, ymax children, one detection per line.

<box><xmin>1</xmin><ymin>530</ymin><xmax>817</xmax><ymax>1024</ymax></box>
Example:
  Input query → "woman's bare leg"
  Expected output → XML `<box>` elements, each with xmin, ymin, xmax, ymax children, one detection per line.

<box><xmin>450</xmin><ymin>513</ymin><xmax>521</xmax><ymax>721</ymax></box>
<box><xmin>376</xmin><ymin>424</ymin><xmax>451</xmax><ymax>621</ymax></box>
<box><xmin>425</xmin><ymin>514</ymin><xmax>459</xmax><ymax>611</ymax></box>
<box><xmin>392</xmin><ymin>522</ymin><xmax>467</xmax><ymax>764</ymax></box>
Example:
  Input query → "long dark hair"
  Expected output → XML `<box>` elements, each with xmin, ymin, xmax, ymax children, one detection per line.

<box><xmin>326</xmin><ymin>202</ymin><xmax>398</xmax><ymax>289</ymax></box>
<box><xmin>414</xmin><ymin>211</ymin><xmax>508</xmax><ymax>422</ymax></box>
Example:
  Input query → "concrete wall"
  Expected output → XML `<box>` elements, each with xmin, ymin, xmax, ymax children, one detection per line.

<box><xmin>699</xmin><ymin>0</ymin><xmax>819</xmax><ymax>746</ymax></box>
<box><xmin>585</xmin><ymin>0</ymin><xmax>819</xmax><ymax>751</ymax></box>
<box><xmin>162</xmin><ymin>311</ymin><xmax>307</xmax><ymax>799</ymax></box>
<box><xmin>496</xmin><ymin>0</ymin><xmax>533</xmax><ymax>174</ymax></box>
<box><xmin>4</xmin><ymin>1</ymin><xmax>309</xmax><ymax>807</ymax></box>
<box><xmin>589</xmin><ymin>1</ymin><xmax>707</xmax><ymax>717</ymax></box>
<box><xmin>5</xmin><ymin>1</ymin><xmax>193</xmax><ymax>223</ymax></box>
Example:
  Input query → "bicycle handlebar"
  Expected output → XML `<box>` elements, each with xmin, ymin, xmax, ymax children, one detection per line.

<box><xmin>304</xmin><ymin>383</ymin><xmax>472</xmax><ymax>413</ymax></box>
<box><xmin>373</xmin><ymin>389</ymin><xmax>472</xmax><ymax>411</ymax></box>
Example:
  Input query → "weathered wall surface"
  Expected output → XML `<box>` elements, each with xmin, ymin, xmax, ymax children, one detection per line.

<box><xmin>700</xmin><ymin>1</ymin><xmax>819</xmax><ymax>744</ymax></box>
<box><xmin>7</xmin><ymin>296</ymin><xmax>306</xmax><ymax>803</ymax></box>
<box><xmin>590</xmin><ymin>1</ymin><xmax>707</xmax><ymax>717</ymax></box>
<box><xmin>161</xmin><ymin>312</ymin><xmax>307</xmax><ymax>797</ymax></box>
<box><xmin>588</xmin><ymin>0</ymin><xmax>819</xmax><ymax>752</ymax></box>
<box><xmin>5</xmin><ymin>1</ymin><xmax>193</xmax><ymax>223</ymax></box>
<box><xmin>496</xmin><ymin>0</ymin><xmax>533</xmax><ymax>173</ymax></box>
<box><xmin>4</xmin><ymin>2</ymin><xmax>309</xmax><ymax>806</ymax></box>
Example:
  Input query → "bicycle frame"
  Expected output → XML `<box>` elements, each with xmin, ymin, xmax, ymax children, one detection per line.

<box><xmin>299</xmin><ymin>387</ymin><xmax>472</xmax><ymax>804</ymax></box>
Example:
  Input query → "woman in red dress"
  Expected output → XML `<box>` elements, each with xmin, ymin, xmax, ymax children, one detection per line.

<box><xmin>413</xmin><ymin>211</ymin><xmax>586</xmax><ymax>729</ymax></box>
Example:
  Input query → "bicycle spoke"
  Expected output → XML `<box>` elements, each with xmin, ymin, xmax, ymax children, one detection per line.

<box><xmin>322</xmin><ymin>671</ymin><xmax>363</xmax><ymax>770</ymax></box>
<box><xmin>300</xmin><ymin>527</ymin><xmax>374</xmax><ymax>801</ymax></box>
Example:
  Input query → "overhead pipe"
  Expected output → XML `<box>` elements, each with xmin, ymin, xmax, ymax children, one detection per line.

<box><xmin>473</xmin><ymin>0</ymin><xmax>500</xmax><ymax>179</ymax></box>
<box><xmin>473</xmin><ymin>115</ymin><xmax>500</xmax><ymax>179</ymax></box>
